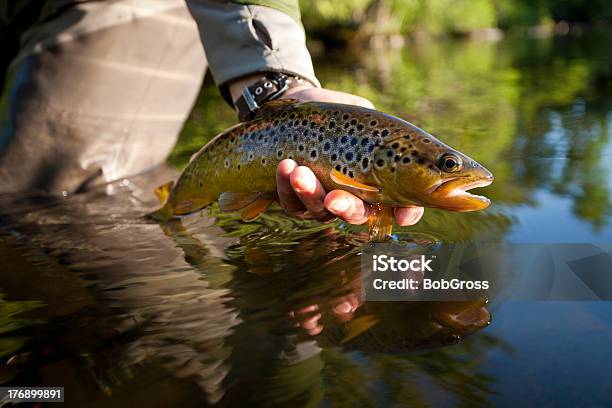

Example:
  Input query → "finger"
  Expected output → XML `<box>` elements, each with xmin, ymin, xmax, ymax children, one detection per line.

<box><xmin>324</xmin><ymin>91</ymin><xmax>373</xmax><ymax>109</ymax></box>
<box><xmin>276</xmin><ymin>159</ymin><xmax>305</xmax><ymax>214</ymax></box>
<box><xmin>295</xmin><ymin>304</ymin><xmax>320</xmax><ymax>316</ymax></box>
<box><xmin>333</xmin><ymin>300</ymin><xmax>354</xmax><ymax>314</ymax></box>
<box><xmin>324</xmin><ymin>190</ymin><xmax>370</xmax><ymax>225</ymax></box>
<box><xmin>394</xmin><ymin>207</ymin><xmax>425</xmax><ymax>226</ymax></box>
<box><xmin>330</xmin><ymin>295</ymin><xmax>360</xmax><ymax>323</ymax></box>
<box><xmin>289</xmin><ymin>166</ymin><xmax>334</xmax><ymax>221</ymax></box>
<box><xmin>349</xmin><ymin>95</ymin><xmax>375</xmax><ymax>109</ymax></box>
<box><xmin>301</xmin><ymin>313</ymin><xmax>322</xmax><ymax>330</ymax></box>
<box><xmin>283</xmin><ymin>88</ymin><xmax>375</xmax><ymax>110</ymax></box>
<box><xmin>331</xmin><ymin>294</ymin><xmax>359</xmax><ymax>315</ymax></box>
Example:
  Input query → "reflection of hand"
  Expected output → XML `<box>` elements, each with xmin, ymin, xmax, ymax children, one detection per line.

<box><xmin>290</xmin><ymin>304</ymin><xmax>323</xmax><ymax>336</ymax></box>
<box><xmin>289</xmin><ymin>294</ymin><xmax>361</xmax><ymax>337</ymax></box>
<box><xmin>289</xmin><ymin>271</ymin><xmax>363</xmax><ymax>337</ymax></box>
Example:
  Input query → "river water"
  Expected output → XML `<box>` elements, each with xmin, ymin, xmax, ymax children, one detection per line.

<box><xmin>1</xmin><ymin>29</ymin><xmax>611</xmax><ymax>407</ymax></box>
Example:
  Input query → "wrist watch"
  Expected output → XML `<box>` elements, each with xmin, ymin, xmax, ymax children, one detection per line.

<box><xmin>233</xmin><ymin>73</ymin><xmax>305</xmax><ymax>122</ymax></box>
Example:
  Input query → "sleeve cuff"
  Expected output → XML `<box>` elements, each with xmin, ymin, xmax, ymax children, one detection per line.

<box><xmin>186</xmin><ymin>0</ymin><xmax>320</xmax><ymax>92</ymax></box>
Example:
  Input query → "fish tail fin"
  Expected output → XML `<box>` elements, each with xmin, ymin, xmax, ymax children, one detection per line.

<box><xmin>154</xmin><ymin>181</ymin><xmax>174</xmax><ymax>205</ymax></box>
<box><xmin>147</xmin><ymin>181</ymin><xmax>176</xmax><ymax>222</ymax></box>
<box><xmin>148</xmin><ymin>181</ymin><xmax>214</xmax><ymax>222</ymax></box>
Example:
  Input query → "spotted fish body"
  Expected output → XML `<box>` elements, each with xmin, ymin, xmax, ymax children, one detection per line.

<box><xmin>154</xmin><ymin>100</ymin><xmax>493</xmax><ymax>222</ymax></box>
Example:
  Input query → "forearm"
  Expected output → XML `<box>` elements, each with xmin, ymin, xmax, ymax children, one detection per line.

<box><xmin>185</xmin><ymin>0</ymin><xmax>320</xmax><ymax>105</ymax></box>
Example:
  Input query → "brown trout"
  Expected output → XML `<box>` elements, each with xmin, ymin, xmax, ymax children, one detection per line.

<box><xmin>153</xmin><ymin>100</ymin><xmax>493</xmax><ymax>238</ymax></box>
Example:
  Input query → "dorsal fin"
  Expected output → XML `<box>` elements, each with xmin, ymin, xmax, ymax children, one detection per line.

<box><xmin>330</xmin><ymin>169</ymin><xmax>380</xmax><ymax>192</ymax></box>
<box><xmin>253</xmin><ymin>99</ymin><xmax>300</xmax><ymax>119</ymax></box>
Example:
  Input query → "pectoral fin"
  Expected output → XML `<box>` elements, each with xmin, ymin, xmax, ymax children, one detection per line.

<box><xmin>173</xmin><ymin>198</ymin><xmax>211</xmax><ymax>215</ymax></box>
<box><xmin>218</xmin><ymin>192</ymin><xmax>275</xmax><ymax>221</ymax></box>
<box><xmin>341</xmin><ymin>314</ymin><xmax>380</xmax><ymax>344</ymax></box>
<box><xmin>245</xmin><ymin>246</ymin><xmax>274</xmax><ymax>274</ymax></box>
<box><xmin>154</xmin><ymin>181</ymin><xmax>174</xmax><ymax>205</ymax></box>
<box><xmin>219</xmin><ymin>192</ymin><xmax>263</xmax><ymax>212</ymax></box>
<box><xmin>330</xmin><ymin>169</ymin><xmax>380</xmax><ymax>192</ymax></box>
<box><xmin>241</xmin><ymin>199</ymin><xmax>274</xmax><ymax>221</ymax></box>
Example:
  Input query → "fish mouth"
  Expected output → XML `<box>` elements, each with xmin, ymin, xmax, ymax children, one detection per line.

<box><xmin>426</xmin><ymin>176</ymin><xmax>494</xmax><ymax>211</ymax></box>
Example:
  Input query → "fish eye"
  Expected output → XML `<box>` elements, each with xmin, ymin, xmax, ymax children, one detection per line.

<box><xmin>439</xmin><ymin>154</ymin><xmax>463</xmax><ymax>173</ymax></box>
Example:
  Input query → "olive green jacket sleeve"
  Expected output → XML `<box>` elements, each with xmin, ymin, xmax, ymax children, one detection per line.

<box><xmin>185</xmin><ymin>0</ymin><xmax>320</xmax><ymax>93</ymax></box>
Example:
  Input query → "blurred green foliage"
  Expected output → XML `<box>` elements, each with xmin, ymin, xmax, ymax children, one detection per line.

<box><xmin>0</xmin><ymin>294</ymin><xmax>42</xmax><ymax>355</ymax></box>
<box><xmin>299</xmin><ymin>0</ymin><xmax>612</xmax><ymax>37</ymax></box>
<box><xmin>300</xmin><ymin>0</ymin><xmax>497</xmax><ymax>37</ymax></box>
<box><xmin>495</xmin><ymin>0</ymin><xmax>552</xmax><ymax>28</ymax></box>
<box><xmin>0</xmin><ymin>293</ymin><xmax>43</xmax><ymax>382</ymax></box>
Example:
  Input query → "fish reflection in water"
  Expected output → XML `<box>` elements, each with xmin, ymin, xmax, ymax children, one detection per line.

<box><xmin>0</xmin><ymin>169</ymin><xmax>505</xmax><ymax>406</ymax></box>
<box><xmin>232</xmin><ymin>228</ymin><xmax>491</xmax><ymax>348</ymax></box>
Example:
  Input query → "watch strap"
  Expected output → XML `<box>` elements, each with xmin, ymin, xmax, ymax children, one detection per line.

<box><xmin>234</xmin><ymin>74</ymin><xmax>304</xmax><ymax>122</ymax></box>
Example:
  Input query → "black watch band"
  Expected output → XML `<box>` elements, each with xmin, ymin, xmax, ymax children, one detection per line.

<box><xmin>233</xmin><ymin>73</ymin><xmax>304</xmax><ymax>122</ymax></box>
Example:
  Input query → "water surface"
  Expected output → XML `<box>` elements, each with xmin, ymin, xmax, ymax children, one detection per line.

<box><xmin>1</xmin><ymin>30</ymin><xmax>612</xmax><ymax>407</ymax></box>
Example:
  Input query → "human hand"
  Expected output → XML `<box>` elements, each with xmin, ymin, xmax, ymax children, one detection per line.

<box><xmin>277</xmin><ymin>86</ymin><xmax>424</xmax><ymax>225</ymax></box>
<box><xmin>276</xmin><ymin>159</ymin><xmax>424</xmax><ymax>225</ymax></box>
<box><xmin>289</xmin><ymin>293</ymin><xmax>361</xmax><ymax>336</ymax></box>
